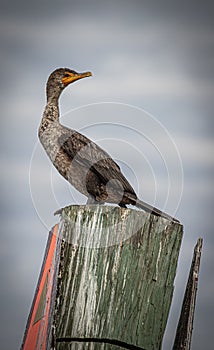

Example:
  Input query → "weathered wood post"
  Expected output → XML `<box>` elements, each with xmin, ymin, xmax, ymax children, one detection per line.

<box><xmin>51</xmin><ymin>205</ymin><xmax>183</xmax><ymax>349</ymax></box>
<box><xmin>173</xmin><ymin>238</ymin><xmax>203</xmax><ymax>350</ymax></box>
<box><xmin>21</xmin><ymin>205</ymin><xmax>183</xmax><ymax>350</ymax></box>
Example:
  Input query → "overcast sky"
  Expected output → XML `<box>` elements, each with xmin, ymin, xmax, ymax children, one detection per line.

<box><xmin>0</xmin><ymin>1</ymin><xmax>214</xmax><ymax>349</ymax></box>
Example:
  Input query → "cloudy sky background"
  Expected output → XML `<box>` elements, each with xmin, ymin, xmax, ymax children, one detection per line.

<box><xmin>0</xmin><ymin>0</ymin><xmax>214</xmax><ymax>349</ymax></box>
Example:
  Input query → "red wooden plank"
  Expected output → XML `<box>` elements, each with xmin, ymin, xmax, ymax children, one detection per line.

<box><xmin>21</xmin><ymin>224</ymin><xmax>59</xmax><ymax>350</ymax></box>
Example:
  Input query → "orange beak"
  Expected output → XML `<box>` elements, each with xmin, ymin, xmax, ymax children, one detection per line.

<box><xmin>62</xmin><ymin>71</ymin><xmax>92</xmax><ymax>86</ymax></box>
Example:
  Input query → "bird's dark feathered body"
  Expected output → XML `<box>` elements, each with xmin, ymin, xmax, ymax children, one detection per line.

<box><xmin>39</xmin><ymin>68</ymin><xmax>179</xmax><ymax>222</ymax></box>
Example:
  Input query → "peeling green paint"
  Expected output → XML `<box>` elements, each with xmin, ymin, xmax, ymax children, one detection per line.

<box><xmin>53</xmin><ymin>205</ymin><xmax>183</xmax><ymax>350</ymax></box>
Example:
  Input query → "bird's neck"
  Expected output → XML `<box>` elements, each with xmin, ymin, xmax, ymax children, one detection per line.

<box><xmin>46</xmin><ymin>80</ymin><xmax>62</xmax><ymax>103</ymax></box>
<box><xmin>43</xmin><ymin>83</ymin><xmax>64</xmax><ymax>122</ymax></box>
<box><xmin>43</xmin><ymin>98</ymin><xmax>60</xmax><ymax>123</ymax></box>
<box><xmin>44</xmin><ymin>80</ymin><xmax>64</xmax><ymax>120</ymax></box>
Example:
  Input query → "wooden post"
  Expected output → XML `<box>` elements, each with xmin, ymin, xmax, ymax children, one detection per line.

<box><xmin>50</xmin><ymin>205</ymin><xmax>183</xmax><ymax>350</ymax></box>
<box><xmin>21</xmin><ymin>225</ymin><xmax>60</xmax><ymax>350</ymax></box>
<box><xmin>173</xmin><ymin>238</ymin><xmax>203</xmax><ymax>350</ymax></box>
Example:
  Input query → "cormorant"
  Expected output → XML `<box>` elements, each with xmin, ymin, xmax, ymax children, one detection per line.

<box><xmin>39</xmin><ymin>68</ymin><xmax>179</xmax><ymax>222</ymax></box>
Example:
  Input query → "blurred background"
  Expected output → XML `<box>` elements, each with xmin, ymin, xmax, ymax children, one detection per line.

<box><xmin>0</xmin><ymin>0</ymin><xmax>213</xmax><ymax>349</ymax></box>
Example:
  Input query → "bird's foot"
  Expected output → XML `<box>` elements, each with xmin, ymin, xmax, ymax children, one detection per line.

<box><xmin>119</xmin><ymin>203</ymin><xmax>127</xmax><ymax>208</ymax></box>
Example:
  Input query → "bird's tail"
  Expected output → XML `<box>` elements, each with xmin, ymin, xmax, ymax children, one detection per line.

<box><xmin>127</xmin><ymin>195</ymin><xmax>179</xmax><ymax>223</ymax></box>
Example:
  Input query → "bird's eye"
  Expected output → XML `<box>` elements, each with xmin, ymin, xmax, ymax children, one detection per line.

<box><xmin>64</xmin><ymin>73</ymin><xmax>70</xmax><ymax>78</ymax></box>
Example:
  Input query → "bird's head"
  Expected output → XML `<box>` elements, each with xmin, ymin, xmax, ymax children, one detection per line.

<box><xmin>46</xmin><ymin>68</ymin><xmax>92</xmax><ymax>101</ymax></box>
